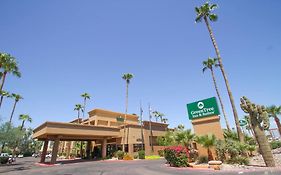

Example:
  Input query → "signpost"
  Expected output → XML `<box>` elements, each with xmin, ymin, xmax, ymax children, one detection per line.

<box><xmin>186</xmin><ymin>97</ymin><xmax>220</xmax><ymax>120</ymax></box>
<box><xmin>239</xmin><ymin>119</ymin><xmax>247</xmax><ymax>127</ymax></box>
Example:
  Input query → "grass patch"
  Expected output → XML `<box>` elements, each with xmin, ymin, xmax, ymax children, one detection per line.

<box><xmin>145</xmin><ymin>155</ymin><xmax>161</xmax><ymax>160</ymax></box>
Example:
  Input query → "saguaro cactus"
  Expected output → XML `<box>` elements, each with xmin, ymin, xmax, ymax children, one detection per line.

<box><xmin>240</xmin><ymin>96</ymin><xmax>275</xmax><ymax>167</ymax></box>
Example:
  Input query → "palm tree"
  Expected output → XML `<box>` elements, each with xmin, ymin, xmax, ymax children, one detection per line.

<box><xmin>161</xmin><ymin>118</ymin><xmax>168</xmax><ymax>124</ymax></box>
<box><xmin>74</xmin><ymin>104</ymin><xmax>83</xmax><ymax>124</ymax></box>
<box><xmin>81</xmin><ymin>93</ymin><xmax>91</xmax><ymax>123</ymax></box>
<box><xmin>175</xmin><ymin>129</ymin><xmax>195</xmax><ymax>149</ymax></box>
<box><xmin>9</xmin><ymin>93</ymin><xmax>23</xmax><ymax>123</ymax></box>
<box><xmin>267</xmin><ymin>105</ymin><xmax>281</xmax><ymax>136</ymax></box>
<box><xmin>196</xmin><ymin>134</ymin><xmax>216</xmax><ymax>161</ymax></box>
<box><xmin>152</xmin><ymin>111</ymin><xmax>165</xmax><ymax>123</ymax></box>
<box><xmin>195</xmin><ymin>2</ymin><xmax>244</xmax><ymax>142</ymax></box>
<box><xmin>0</xmin><ymin>53</ymin><xmax>21</xmax><ymax>91</ymax></box>
<box><xmin>0</xmin><ymin>90</ymin><xmax>10</xmax><ymax>109</ymax></box>
<box><xmin>203</xmin><ymin>57</ymin><xmax>231</xmax><ymax>131</ymax></box>
<box><xmin>19</xmin><ymin>114</ymin><xmax>32</xmax><ymax>130</ymax></box>
<box><xmin>122</xmin><ymin>73</ymin><xmax>134</xmax><ymax>151</ymax></box>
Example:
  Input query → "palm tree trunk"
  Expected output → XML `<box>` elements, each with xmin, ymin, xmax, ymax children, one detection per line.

<box><xmin>20</xmin><ymin>120</ymin><xmax>25</xmax><ymax>130</ymax></box>
<box><xmin>203</xmin><ymin>16</ymin><xmax>244</xmax><ymax>143</ymax></box>
<box><xmin>122</xmin><ymin>82</ymin><xmax>129</xmax><ymax>152</ymax></box>
<box><xmin>0</xmin><ymin>72</ymin><xmax>7</xmax><ymax>92</ymax></box>
<box><xmin>9</xmin><ymin>101</ymin><xmax>17</xmax><ymax>123</ymax></box>
<box><xmin>251</xmin><ymin>114</ymin><xmax>275</xmax><ymax>167</ymax></box>
<box><xmin>83</xmin><ymin>98</ymin><xmax>86</xmax><ymax>118</ymax></box>
<box><xmin>274</xmin><ymin>115</ymin><xmax>281</xmax><ymax>137</ymax></box>
<box><xmin>0</xmin><ymin>95</ymin><xmax>4</xmax><ymax>109</ymax></box>
<box><xmin>210</xmin><ymin>68</ymin><xmax>231</xmax><ymax>131</ymax></box>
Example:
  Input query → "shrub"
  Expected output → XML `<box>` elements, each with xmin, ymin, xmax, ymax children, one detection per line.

<box><xmin>138</xmin><ymin>150</ymin><xmax>145</xmax><ymax>159</ymax></box>
<box><xmin>123</xmin><ymin>154</ymin><xmax>133</xmax><ymax>160</ymax></box>
<box><xmin>226</xmin><ymin>156</ymin><xmax>249</xmax><ymax>165</ymax></box>
<box><xmin>270</xmin><ymin>140</ymin><xmax>281</xmax><ymax>150</ymax></box>
<box><xmin>133</xmin><ymin>154</ymin><xmax>138</xmax><ymax>159</ymax></box>
<box><xmin>164</xmin><ymin>146</ymin><xmax>189</xmax><ymax>167</ymax></box>
<box><xmin>215</xmin><ymin>140</ymin><xmax>226</xmax><ymax>162</ymax></box>
<box><xmin>197</xmin><ymin>155</ymin><xmax>208</xmax><ymax>164</ymax></box>
<box><xmin>115</xmin><ymin>150</ymin><xmax>125</xmax><ymax>160</ymax></box>
<box><xmin>23</xmin><ymin>151</ymin><xmax>32</xmax><ymax>157</ymax></box>
<box><xmin>145</xmin><ymin>155</ymin><xmax>161</xmax><ymax>160</ymax></box>
<box><xmin>158</xmin><ymin>150</ymin><xmax>164</xmax><ymax>157</ymax></box>
<box><xmin>0</xmin><ymin>157</ymin><xmax>9</xmax><ymax>164</ymax></box>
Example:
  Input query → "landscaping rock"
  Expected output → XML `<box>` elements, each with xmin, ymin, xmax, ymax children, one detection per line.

<box><xmin>208</xmin><ymin>160</ymin><xmax>222</xmax><ymax>165</ymax></box>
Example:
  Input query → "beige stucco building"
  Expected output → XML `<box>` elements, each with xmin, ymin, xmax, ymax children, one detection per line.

<box><xmin>33</xmin><ymin>109</ymin><xmax>168</xmax><ymax>164</ymax></box>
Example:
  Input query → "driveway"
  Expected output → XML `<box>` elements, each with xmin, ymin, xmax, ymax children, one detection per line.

<box><xmin>1</xmin><ymin>157</ymin><xmax>281</xmax><ymax>175</ymax></box>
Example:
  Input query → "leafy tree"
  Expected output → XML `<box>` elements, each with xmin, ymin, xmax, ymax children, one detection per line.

<box><xmin>74</xmin><ymin>104</ymin><xmax>83</xmax><ymax>124</ymax></box>
<box><xmin>175</xmin><ymin>129</ymin><xmax>195</xmax><ymax>149</ymax></box>
<box><xmin>122</xmin><ymin>73</ymin><xmax>133</xmax><ymax>151</ymax></box>
<box><xmin>157</xmin><ymin>131</ymin><xmax>175</xmax><ymax>146</ymax></box>
<box><xmin>195</xmin><ymin>2</ymin><xmax>244</xmax><ymax>142</ymax></box>
<box><xmin>0</xmin><ymin>53</ymin><xmax>21</xmax><ymax>91</ymax></box>
<box><xmin>81</xmin><ymin>93</ymin><xmax>91</xmax><ymax>120</ymax></box>
<box><xmin>196</xmin><ymin>134</ymin><xmax>216</xmax><ymax>161</ymax></box>
<box><xmin>9</xmin><ymin>93</ymin><xmax>23</xmax><ymax>123</ymax></box>
<box><xmin>203</xmin><ymin>58</ymin><xmax>230</xmax><ymax>131</ymax></box>
<box><xmin>267</xmin><ymin>105</ymin><xmax>281</xmax><ymax>136</ymax></box>
<box><xmin>19</xmin><ymin>114</ymin><xmax>32</xmax><ymax>130</ymax></box>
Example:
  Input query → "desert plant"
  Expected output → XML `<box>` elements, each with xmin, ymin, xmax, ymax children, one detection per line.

<box><xmin>197</xmin><ymin>155</ymin><xmax>208</xmax><ymax>164</ymax></box>
<box><xmin>226</xmin><ymin>156</ymin><xmax>249</xmax><ymax>165</ymax></box>
<box><xmin>215</xmin><ymin>139</ymin><xmax>226</xmax><ymax>162</ymax></box>
<box><xmin>270</xmin><ymin>140</ymin><xmax>281</xmax><ymax>150</ymax></box>
<box><xmin>138</xmin><ymin>150</ymin><xmax>145</xmax><ymax>159</ymax></box>
<box><xmin>240</xmin><ymin>96</ymin><xmax>275</xmax><ymax>167</ymax></box>
<box><xmin>123</xmin><ymin>154</ymin><xmax>133</xmax><ymax>160</ymax></box>
<box><xmin>196</xmin><ymin>134</ymin><xmax>216</xmax><ymax>161</ymax></box>
<box><xmin>164</xmin><ymin>146</ymin><xmax>189</xmax><ymax>167</ymax></box>
<box><xmin>116</xmin><ymin>150</ymin><xmax>125</xmax><ymax>160</ymax></box>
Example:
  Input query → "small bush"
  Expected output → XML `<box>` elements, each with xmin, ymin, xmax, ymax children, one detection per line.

<box><xmin>115</xmin><ymin>150</ymin><xmax>125</xmax><ymax>160</ymax></box>
<box><xmin>145</xmin><ymin>155</ymin><xmax>161</xmax><ymax>160</ymax></box>
<box><xmin>197</xmin><ymin>156</ymin><xmax>208</xmax><ymax>164</ymax></box>
<box><xmin>138</xmin><ymin>150</ymin><xmax>145</xmax><ymax>159</ymax></box>
<box><xmin>164</xmin><ymin>146</ymin><xmax>189</xmax><ymax>167</ymax></box>
<box><xmin>123</xmin><ymin>154</ymin><xmax>133</xmax><ymax>160</ymax></box>
<box><xmin>23</xmin><ymin>151</ymin><xmax>32</xmax><ymax>157</ymax></box>
<box><xmin>0</xmin><ymin>157</ymin><xmax>9</xmax><ymax>164</ymax></box>
<box><xmin>133</xmin><ymin>154</ymin><xmax>138</xmax><ymax>159</ymax></box>
<box><xmin>226</xmin><ymin>156</ymin><xmax>249</xmax><ymax>165</ymax></box>
<box><xmin>158</xmin><ymin>150</ymin><xmax>164</xmax><ymax>157</ymax></box>
<box><xmin>270</xmin><ymin>140</ymin><xmax>281</xmax><ymax>150</ymax></box>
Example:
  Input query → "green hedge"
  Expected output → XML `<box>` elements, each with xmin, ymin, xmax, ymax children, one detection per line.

<box><xmin>0</xmin><ymin>157</ymin><xmax>9</xmax><ymax>164</ymax></box>
<box><xmin>138</xmin><ymin>150</ymin><xmax>145</xmax><ymax>159</ymax></box>
<box><xmin>270</xmin><ymin>140</ymin><xmax>281</xmax><ymax>150</ymax></box>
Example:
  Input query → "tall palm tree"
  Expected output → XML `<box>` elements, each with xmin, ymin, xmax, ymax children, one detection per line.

<box><xmin>81</xmin><ymin>93</ymin><xmax>91</xmax><ymax>123</ymax></box>
<box><xmin>195</xmin><ymin>2</ymin><xmax>244</xmax><ymax>142</ymax></box>
<box><xmin>0</xmin><ymin>90</ymin><xmax>10</xmax><ymax>109</ymax></box>
<box><xmin>203</xmin><ymin>57</ymin><xmax>231</xmax><ymax>131</ymax></box>
<box><xmin>9</xmin><ymin>93</ymin><xmax>23</xmax><ymax>123</ymax></box>
<box><xmin>19</xmin><ymin>114</ymin><xmax>32</xmax><ymax>130</ymax></box>
<box><xmin>196</xmin><ymin>134</ymin><xmax>216</xmax><ymax>161</ymax></box>
<box><xmin>122</xmin><ymin>73</ymin><xmax>134</xmax><ymax>152</ymax></box>
<box><xmin>152</xmin><ymin>111</ymin><xmax>165</xmax><ymax>123</ymax></box>
<box><xmin>74</xmin><ymin>104</ymin><xmax>83</xmax><ymax>124</ymax></box>
<box><xmin>267</xmin><ymin>105</ymin><xmax>281</xmax><ymax>136</ymax></box>
<box><xmin>0</xmin><ymin>53</ymin><xmax>21</xmax><ymax>91</ymax></box>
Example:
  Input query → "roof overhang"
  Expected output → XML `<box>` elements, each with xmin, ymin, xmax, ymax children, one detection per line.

<box><xmin>33</xmin><ymin>121</ymin><xmax>120</xmax><ymax>141</ymax></box>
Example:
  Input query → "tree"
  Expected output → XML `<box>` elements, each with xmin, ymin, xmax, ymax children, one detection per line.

<box><xmin>19</xmin><ymin>114</ymin><xmax>32</xmax><ymax>130</ymax></box>
<box><xmin>74</xmin><ymin>104</ymin><xmax>83</xmax><ymax>124</ymax></box>
<box><xmin>152</xmin><ymin>111</ymin><xmax>165</xmax><ymax>123</ymax></box>
<box><xmin>266</xmin><ymin>105</ymin><xmax>281</xmax><ymax>136</ymax></box>
<box><xmin>175</xmin><ymin>129</ymin><xmax>195</xmax><ymax>149</ymax></box>
<box><xmin>161</xmin><ymin>118</ymin><xmax>168</xmax><ymax>124</ymax></box>
<box><xmin>195</xmin><ymin>2</ymin><xmax>244</xmax><ymax>142</ymax></box>
<box><xmin>196</xmin><ymin>134</ymin><xmax>216</xmax><ymax>161</ymax></box>
<box><xmin>0</xmin><ymin>90</ymin><xmax>10</xmax><ymax>109</ymax></box>
<box><xmin>156</xmin><ymin>131</ymin><xmax>175</xmax><ymax>146</ymax></box>
<box><xmin>81</xmin><ymin>93</ymin><xmax>91</xmax><ymax>124</ymax></box>
<box><xmin>0</xmin><ymin>53</ymin><xmax>21</xmax><ymax>92</ymax></box>
<box><xmin>122</xmin><ymin>73</ymin><xmax>133</xmax><ymax>151</ymax></box>
<box><xmin>9</xmin><ymin>93</ymin><xmax>23</xmax><ymax>124</ymax></box>
<box><xmin>203</xmin><ymin>57</ymin><xmax>231</xmax><ymax>131</ymax></box>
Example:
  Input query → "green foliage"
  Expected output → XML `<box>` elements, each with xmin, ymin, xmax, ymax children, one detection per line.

<box><xmin>0</xmin><ymin>157</ymin><xmax>9</xmax><ymax>164</ymax></box>
<box><xmin>116</xmin><ymin>150</ymin><xmax>125</xmax><ymax>160</ymax></box>
<box><xmin>175</xmin><ymin>129</ymin><xmax>195</xmax><ymax>148</ymax></box>
<box><xmin>145</xmin><ymin>155</ymin><xmax>161</xmax><ymax>160</ymax></box>
<box><xmin>270</xmin><ymin>140</ymin><xmax>281</xmax><ymax>150</ymax></box>
<box><xmin>197</xmin><ymin>155</ymin><xmax>208</xmax><ymax>164</ymax></box>
<box><xmin>223</xmin><ymin>129</ymin><xmax>238</xmax><ymax>141</ymax></box>
<box><xmin>215</xmin><ymin>139</ymin><xmax>226</xmax><ymax>162</ymax></box>
<box><xmin>156</xmin><ymin>131</ymin><xmax>175</xmax><ymax>146</ymax></box>
<box><xmin>164</xmin><ymin>146</ymin><xmax>189</xmax><ymax>167</ymax></box>
<box><xmin>138</xmin><ymin>150</ymin><xmax>145</xmax><ymax>159</ymax></box>
<box><xmin>158</xmin><ymin>150</ymin><xmax>164</xmax><ymax>157</ymax></box>
<box><xmin>133</xmin><ymin>154</ymin><xmax>138</xmax><ymax>159</ymax></box>
<box><xmin>226</xmin><ymin>156</ymin><xmax>249</xmax><ymax>165</ymax></box>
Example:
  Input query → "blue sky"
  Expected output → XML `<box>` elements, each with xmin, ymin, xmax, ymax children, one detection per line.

<box><xmin>0</xmin><ymin>0</ymin><xmax>280</xmax><ymax>131</ymax></box>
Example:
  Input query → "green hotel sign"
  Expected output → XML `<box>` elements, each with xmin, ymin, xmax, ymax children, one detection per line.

<box><xmin>186</xmin><ymin>97</ymin><xmax>220</xmax><ymax>120</ymax></box>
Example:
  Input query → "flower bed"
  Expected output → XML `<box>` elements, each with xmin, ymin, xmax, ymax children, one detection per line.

<box><xmin>164</xmin><ymin>146</ymin><xmax>189</xmax><ymax>167</ymax></box>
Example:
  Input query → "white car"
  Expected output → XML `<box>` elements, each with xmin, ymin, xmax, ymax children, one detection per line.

<box><xmin>17</xmin><ymin>154</ymin><xmax>24</xmax><ymax>158</ymax></box>
<box><xmin>45</xmin><ymin>154</ymin><xmax>52</xmax><ymax>158</ymax></box>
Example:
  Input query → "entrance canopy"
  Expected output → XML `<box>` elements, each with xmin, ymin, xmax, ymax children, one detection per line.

<box><xmin>33</xmin><ymin>121</ymin><xmax>120</xmax><ymax>141</ymax></box>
